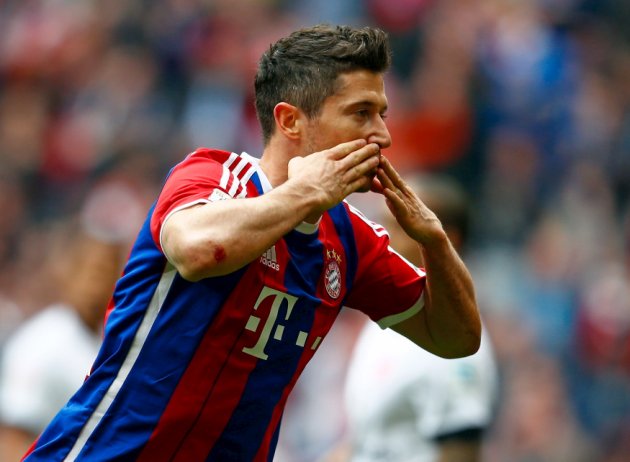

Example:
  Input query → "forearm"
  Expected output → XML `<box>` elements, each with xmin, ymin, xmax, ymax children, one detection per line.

<box><xmin>419</xmin><ymin>231</ymin><xmax>481</xmax><ymax>357</ymax></box>
<box><xmin>163</xmin><ymin>179</ymin><xmax>320</xmax><ymax>281</ymax></box>
<box><xmin>163</xmin><ymin>139</ymin><xmax>381</xmax><ymax>281</ymax></box>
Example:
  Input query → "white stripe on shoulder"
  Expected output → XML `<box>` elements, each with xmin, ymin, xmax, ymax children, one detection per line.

<box><xmin>219</xmin><ymin>152</ymin><xmax>239</xmax><ymax>189</ymax></box>
<box><xmin>64</xmin><ymin>265</ymin><xmax>177</xmax><ymax>461</ymax></box>
<box><xmin>231</xmin><ymin>156</ymin><xmax>249</xmax><ymax>177</ymax></box>
<box><xmin>346</xmin><ymin>202</ymin><xmax>388</xmax><ymax>238</ymax></box>
<box><xmin>236</xmin><ymin>164</ymin><xmax>257</xmax><ymax>198</ymax></box>
<box><xmin>377</xmin><ymin>292</ymin><xmax>425</xmax><ymax>330</ymax></box>
<box><xmin>226</xmin><ymin>154</ymin><xmax>257</xmax><ymax>198</ymax></box>
<box><xmin>227</xmin><ymin>171</ymin><xmax>240</xmax><ymax>197</ymax></box>
<box><xmin>241</xmin><ymin>152</ymin><xmax>272</xmax><ymax>194</ymax></box>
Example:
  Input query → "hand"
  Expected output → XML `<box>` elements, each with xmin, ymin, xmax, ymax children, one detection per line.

<box><xmin>373</xmin><ymin>155</ymin><xmax>445</xmax><ymax>245</ymax></box>
<box><xmin>288</xmin><ymin>139</ymin><xmax>381</xmax><ymax>213</ymax></box>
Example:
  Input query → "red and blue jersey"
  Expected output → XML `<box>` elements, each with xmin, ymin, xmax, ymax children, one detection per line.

<box><xmin>23</xmin><ymin>149</ymin><xmax>426</xmax><ymax>462</ymax></box>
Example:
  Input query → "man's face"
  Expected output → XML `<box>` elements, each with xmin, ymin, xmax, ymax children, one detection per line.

<box><xmin>303</xmin><ymin>70</ymin><xmax>392</xmax><ymax>155</ymax></box>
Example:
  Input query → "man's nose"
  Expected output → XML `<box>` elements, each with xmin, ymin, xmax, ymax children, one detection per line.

<box><xmin>367</xmin><ymin>116</ymin><xmax>392</xmax><ymax>149</ymax></box>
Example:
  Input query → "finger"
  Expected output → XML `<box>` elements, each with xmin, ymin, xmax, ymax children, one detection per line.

<box><xmin>344</xmin><ymin>175</ymin><xmax>374</xmax><ymax>196</ymax></box>
<box><xmin>379</xmin><ymin>155</ymin><xmax>405</xmax><ymax>189</ymax></box>
<box><xmin>377</xmin><ymin>163</ymin><xmax>409</xmax><ymax>212</ymax></box>
<box><xmin>337</xmin><ymin>143</ymin><xmax>381</xmax><ymax>170</ymax></box>
<box><xmin>376</xmin><ymin>166</ymin><xmax>396</xmax><ymax>193</ymax></box>
<box><xmin>379</xmin><ymin>157</ymin><xmax>420</xmax><ymax>205</ymax></box>
<box><xmin>328</xmin><ymin>139</ymin><xmax>369</xmax><ymax>160</ymax></box>
<box><xmin>382</xmin><ymin>187</ymin><xmax>408</xmax><ymax>216</ymax></box>
<box><xmin>370</xmin><ymin>176</ymin><xmax>384</xmax><ymax>194</ymax></box>
<box><xmin>345</xmin><ymin>155</ymin><xmax>380</xmax><ymax>183</ymax></box>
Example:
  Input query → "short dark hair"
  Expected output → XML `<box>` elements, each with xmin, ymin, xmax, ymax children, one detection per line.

<box><xmin>254</xmin><ymin>24</ymin><xmax>392</xmax><ymax>144</ymax></box>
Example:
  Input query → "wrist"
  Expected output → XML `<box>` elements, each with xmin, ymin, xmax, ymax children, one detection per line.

<box><xmin>274</xmin><ymin>178</ymin><xmax>325</xmax><ymax>221</ymax></box>
<box><xmin>415</xmin><ymin>224</ymin><xmax>449</xmax><ymax>248</ymax></box>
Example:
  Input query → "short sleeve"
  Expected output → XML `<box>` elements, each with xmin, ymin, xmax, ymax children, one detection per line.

<box><xmin>343</xmin><ymin>204</ymin><xmax>426</xmax><ymax>328</ymax></box>
<box><xmin>149</xmin><ymin>149</ymin><xmax>234</xmax><ymax>251</ymax></box>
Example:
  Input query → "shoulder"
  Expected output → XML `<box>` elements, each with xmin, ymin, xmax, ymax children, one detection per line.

<box><xmin>166</xmin><ymin>149</ymin><xmax>260</xmax><ymax>195</ymax></box>
<box><xmin>166</xmin><ymin>148</ymin><xmax>230</xmax><ymax>177</ymax></box>
<box><xmin>175</xmin><ymin>148</ymin><xmax>259</xmax><ymax>173</ymax></box>
<box><xmin>181</xmin><ymin>147</ymin><xmax>234</xmax><ymax>164</ymax></box>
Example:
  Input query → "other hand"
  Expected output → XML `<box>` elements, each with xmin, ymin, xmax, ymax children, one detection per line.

<box><xmin>373</xmin><ymin>155</ymin><xmax>445</xmax><ymax>245</ymax></box>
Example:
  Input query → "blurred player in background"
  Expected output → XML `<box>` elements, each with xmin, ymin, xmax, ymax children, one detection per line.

<box><xmin>0</xmin><ymin>180</ymin><xmax>144</xmax><ymax>461</ymax></box>
<box><xmin>341</xmin><ymin>175</ymin><xmax>499</xmax><ymax>462</ymax></box>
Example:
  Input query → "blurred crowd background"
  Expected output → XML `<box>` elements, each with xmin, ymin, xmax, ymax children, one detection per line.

<box><xmin>1</xmin><ymin>0</ymin><xmax>629</xmax><ymax>461</ymax></box>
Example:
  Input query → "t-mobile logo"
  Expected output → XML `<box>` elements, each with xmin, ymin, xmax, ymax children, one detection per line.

<box><xmin>242</xmin><ymin>286</ymin><xmax>321</xmax><ymax>360</ymax></box>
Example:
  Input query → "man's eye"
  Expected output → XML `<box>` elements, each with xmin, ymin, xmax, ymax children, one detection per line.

<box><xmin>356</xmin><ymin>110</ymin><xmax>369</xmax><ymax>118</ymax></box>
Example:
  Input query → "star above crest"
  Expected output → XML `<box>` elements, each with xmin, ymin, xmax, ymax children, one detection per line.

<box><xmin>326</xmin><ymin>248</ymin><xmax>342</xmax><ymax>263</ymax></box>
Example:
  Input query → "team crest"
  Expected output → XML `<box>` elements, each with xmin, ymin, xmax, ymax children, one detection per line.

<box><xmin>324</xmin><ymin>249</ymin><xmax>342</xmax><ymax>299</ymax></box>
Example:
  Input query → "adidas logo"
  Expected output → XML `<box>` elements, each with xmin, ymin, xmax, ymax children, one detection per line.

<box><xmin>260</xmin><ymin>245</ymin><xmax>280</xmax><ymax>271</ymax></box>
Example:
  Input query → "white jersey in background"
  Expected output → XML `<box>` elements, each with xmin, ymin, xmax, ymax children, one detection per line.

<box><xmin>0</xmin><ymin>304</ymin><xmax>102</xmax><ymax>435</ymax></box>
<box><xmin>344</xmin><ymin>321</ymin><xmax>498</xmax><ymax>462</ymax></box>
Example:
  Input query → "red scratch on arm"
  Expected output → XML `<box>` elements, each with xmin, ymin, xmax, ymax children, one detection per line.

<box><xmin>214</xmin><ymin>245</ymin><xmax>227</xmax><ymax>263</ymax></box>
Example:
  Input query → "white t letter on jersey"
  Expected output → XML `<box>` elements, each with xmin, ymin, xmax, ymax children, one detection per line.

<box><xmin>242</xmin><ymin>286</ymin><xmax>298</xmax><ymax>360</ymax></box>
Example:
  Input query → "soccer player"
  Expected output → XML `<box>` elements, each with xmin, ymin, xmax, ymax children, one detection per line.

<box><xmin>22</xmin><ymin>24</ymin><xmax>481</xmax><ymax>461</ymax></box>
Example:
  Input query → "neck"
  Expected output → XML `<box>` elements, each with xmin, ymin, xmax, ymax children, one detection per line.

<box><xmin>258</xmin><ymin>137</ymin><xmax>294</xmax><ymax>188</ymax></box>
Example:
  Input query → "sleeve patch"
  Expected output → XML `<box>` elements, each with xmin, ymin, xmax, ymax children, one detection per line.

<box><xmin>209</xmin><ymin>189</ymin><xmax>233</xmax><ymax>202</ymax></box>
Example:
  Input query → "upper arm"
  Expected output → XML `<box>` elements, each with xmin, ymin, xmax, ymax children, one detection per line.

<box><xmin>160</xmin><ymin>203</ymin><xmax>208</xmax><ymax>269</ymax></box>
<box><xmin>390</xmin><ymin>305</ymin><xmax>480</xmax><ymax>358</ymax></box>
<box><xmin>150</xmin><ymin>153</ymin><xmax>229</xmax><ymax>253</ymax></box>
<box><xmin>150</xmin><ymin>151</ymin><xmax>243</xmax><ymax>279</ymax></box>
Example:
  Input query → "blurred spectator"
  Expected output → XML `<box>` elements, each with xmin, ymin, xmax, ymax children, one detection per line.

<box><xmin>473</xmin><ymin>127</ymin><xmax>542</xmax><ymax>246</ymax></box>
<box><xmin>0</xmin><ymin>179</ymin><xmax>145</xmax><ymax>461</ymax></box>
<box><xmin>380</xmin><ymin>0</ymin><xmax>479</xmax><ymax>176</ymax></box>
<box><xmin>0</xmin><ymin>173</ymin><xmax>27</xmax><ymax>280</ymax></box>
<box><xmin>485</xmin><ymin>350</ymin><xmax>597</xmax><ymax>462</ymax></box>
<box><xmin>570</xmin><ymin>261</ymin><xmax>630</xmax><ymax>457</ymax></box>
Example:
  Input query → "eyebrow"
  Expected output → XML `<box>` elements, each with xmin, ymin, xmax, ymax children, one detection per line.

<box><xmin>346</xmin><ymin>99</ymin><xmax>389</xmax><ymax>113</ymax></box>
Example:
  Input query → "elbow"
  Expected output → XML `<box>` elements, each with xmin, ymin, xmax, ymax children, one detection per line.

<box><xmin>162</xmin><ymin>211</ymin><xmax>235</xmax><ymax>281</ymax></box>
<box><xmin>167</xmin><ymin>234</ymin><xmax>226</xmax><ymax>282</ymax></box>
<box><xmin>444</xmin><ymin>321</ymin><xmax>482</xmax><ymax>359</ymax></box>
<box><xmin>449</xmin><ymin>295</ymin><xmax>482</xmax><ymax>358</ymax></box>
<box><xmin>435</xmin><ymin>303</ymin><xmax>482</xmax><ymax>359</ymax></box>
<box><xmin>172</xmin><ymin>247</ymin><xmax>213</xmax><ymax>282</ymax></box>
<box><xmin>177</xmin><ymin>262</ymin><xmax>208</xmax><ymax>283</ymax></box>
<box><xmin>457</xmin><ymin>330</ymin><xmax>481</xmax><ymax>358</ymax></box>
<box><xmin>440</xmin><ymin>338</ymin><xmax>479</xmax><ymax>359</ymax></box>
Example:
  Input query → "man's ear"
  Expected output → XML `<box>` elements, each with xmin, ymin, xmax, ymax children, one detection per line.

<box><xmin>273</xmin><ymin>102</ymin><xmax>303</xmax><ymax>140</ymax></box>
